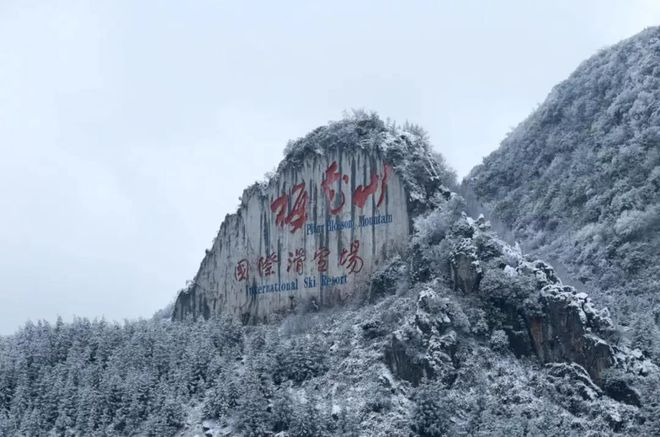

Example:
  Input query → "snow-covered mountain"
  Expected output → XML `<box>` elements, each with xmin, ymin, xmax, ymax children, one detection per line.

<box><xmin>464</xmin><ymin>27</ymin><xmax>660</xmax><ymax>364</ymax></box>
<box><xmin>1</xmin><ymin>111</ymin><xmax>659</xmax><ymax>436</ymax></box>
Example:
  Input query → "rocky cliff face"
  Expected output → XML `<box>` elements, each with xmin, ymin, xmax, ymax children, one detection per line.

<box><xmin>166</xmin><ymin>111</ymin><xmax>660</xmax><ymax>434</ymax></box>
<box><xmin>442</xmin><ymin>216</ymin><xmax>651</xmax><ymax>399</ymax></box>
<box><xmin>174</xmin><ymin>148</ymin><xmax>410</xmax><ymax>323</ymax></box>
<box><xmin>394</xmin><ymin>210</ymin><xmax>656</xmax><ymax>409</ymax></box>
<box><xmin>173</xmin><ymin>114</ymin><xmax>452</xmax><ymax>323</ymax></box>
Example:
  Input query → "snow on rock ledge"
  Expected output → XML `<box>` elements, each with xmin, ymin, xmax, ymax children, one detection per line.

<box><xmin>447</xmin><ymin>215</ymin><xmax>655</xmax><ymax>400</ymax></box>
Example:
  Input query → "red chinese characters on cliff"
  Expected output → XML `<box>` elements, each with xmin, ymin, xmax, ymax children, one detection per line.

<box><xmin>321</xmin><ymin>161</ymin><xmax>349</xmax><ymax>215</ymax></box>
<box><xmin>239</xmin><ymin>160</ymin><xmax>392</xmax><ymax>283</ymax></box>
<box><xmin>313</xmin><ymin>247</ymin><xmax>331</xmax><ymax>273</ymax></box>
<box><xmin>270</xmin><ymin>182</ymin><xmax>308</xmax><ymax>233</ymax></box>
<box><xmin>235</xmin><ymin>259</ymin><xmax>249</xmax><ymax>282</ymax></box>
<box><xmin>271</xmin><ymin>161</ymin><xmax>392</xmax><ymax>232</ymax></box>
<box><xmin>353</xmin><ymin>164</ymin><xmax>392</xmax><ymax>208</ymax></box>
<box><xmin>257</xmin><ymin>252</ymin><xmax>279</xmax><ymax>277</ymax></box>
<box><xmin>322</xmin><ymin>161</ymin><xmax>393</xmax><ymax>213</ymax></box>
<box><xmin>339</xmin><ymin>240</ymin><xmax>364</xmax><ymax>274</ymax></box>
<box><xmin>234</xmin><ymin>240</ymin><xmax>366</xmax><ymax>283</ymax></box>
<box><xmin>287</xmin><ymin>248</ymin><xmax>306</xmax><ymax>275</ymax></box>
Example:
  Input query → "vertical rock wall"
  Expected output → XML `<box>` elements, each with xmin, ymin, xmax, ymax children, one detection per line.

<box><xmin>173</xmin><ymin>148</ymin><xmax>410</xmax><ymax>322</ymax></box>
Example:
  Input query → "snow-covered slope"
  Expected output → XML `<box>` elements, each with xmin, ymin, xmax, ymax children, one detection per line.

<box><xmin>1</xmin><ymin>114</ymin><xmax>659</xmax><ymax>436</ymax></box>
<box><xmin>464</xmin><ymin>27</ymin><xmax>660</xmax><ymax>363</ymax></box>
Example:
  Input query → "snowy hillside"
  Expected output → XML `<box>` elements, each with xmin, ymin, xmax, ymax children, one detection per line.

<box><xmin>464</xmin><ymin>27</ymin><xmax>660</xmax><ymax>364</ymax></box>
<box><xmin>1</xmin><ymin>114</ymin><xmax>659</xmax><ymax>436</ymax></box>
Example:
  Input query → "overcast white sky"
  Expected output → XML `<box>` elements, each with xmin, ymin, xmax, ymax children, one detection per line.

<box><xmin>1</xmin><ymin>1</ymin><xmax>659</xmax><ymax>334</ymax></box>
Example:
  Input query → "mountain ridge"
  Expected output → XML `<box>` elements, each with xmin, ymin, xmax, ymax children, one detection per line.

<box><xmin>464</xmin><ymin>26</ymin><xmax>660</xmax><ymax>362</ymax></box>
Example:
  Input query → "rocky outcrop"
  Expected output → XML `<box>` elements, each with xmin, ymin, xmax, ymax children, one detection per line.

<box><xmin>545</xmin><ymin>362</ymin><xmax>603</xmax><ymax>402</ymax></box>
<box><xmin>447</xmin><ymin>217</ymin><xmax>655</xmax><ymax>398</ymax></box>
<box><xmin>449</xmin><ymin>239</ymin><xmax>482</xmax><ymax>294</ymax></box>
<box><xmin>384</xmin><ymin>287</ymin><xmax>457</xmax><ymax>387</ymax></box>
<box><xmin>173</xmin><ymin>115</ymin><xmax>453</xmax><ymax>324</ymax></box>
<box><xmin>525</xmin><ymin>285</ymin><xmax>615</xmax><ymax>384</ymax></box>
<box><xmin>603</xmin><ymin>377</ymin><xmax>642</xmax><ymax>407</ymax></box>
<box><xmin>171</xmin><ymin>283</ymin><xmax>211</xmax><ymax>321</ymax></box>
<box><xmin>384</xmin><ymin>330</ymin><xmax>435</xmax><ymax>386</ymax></box>
<box><xmin>174</xmin><ymin>145</ymin><xmax>411</xmax><ymax>324</ymax></box>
